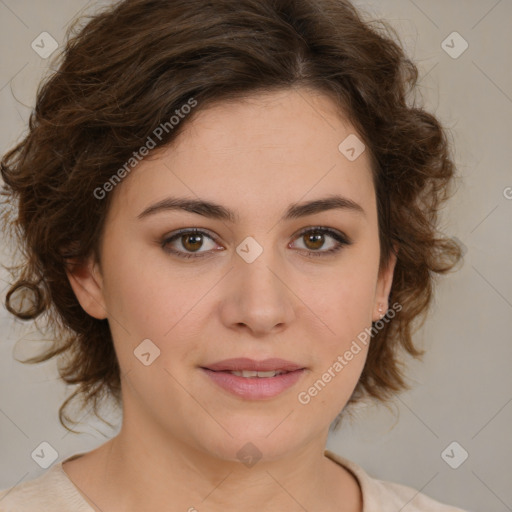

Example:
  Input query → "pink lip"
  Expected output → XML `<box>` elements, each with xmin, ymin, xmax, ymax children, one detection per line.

<box><xmin>200</xmin><ymin>358</ymin><xmax>306</xmax><ymax>400</ymax></box>
<box><xmin>201</xmin><ymin>368</ymin><xmax>306</xmax><ymax>400</ymax></box>
<box><xmin>202</xmin><ymin>357</ymin><xmax>304</xmax><ymax>372</ymax></box>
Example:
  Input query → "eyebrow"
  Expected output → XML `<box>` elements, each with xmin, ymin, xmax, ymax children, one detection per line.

<box><xmin>137</xmin><ymin>194</ymin><xmax>365</xmax><ymax>222</ymax></box>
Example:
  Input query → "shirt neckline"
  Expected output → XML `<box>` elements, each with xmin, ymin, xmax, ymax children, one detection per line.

<box><xmin>55</xmin><ymin>449</ymin><xmax>369</xmax><ymax>511</ymax></box>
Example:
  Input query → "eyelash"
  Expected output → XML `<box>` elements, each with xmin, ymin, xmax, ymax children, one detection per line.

<box><xmin>161</xmin><ymin>226</ymin><xmax>352</xmax><ymax>260</ymax></box>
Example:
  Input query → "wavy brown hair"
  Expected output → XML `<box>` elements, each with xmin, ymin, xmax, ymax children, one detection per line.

<box><xmin>1</xmin><ymin>0</ymin><xmax>462</xmax><ymax>433</ymax></box>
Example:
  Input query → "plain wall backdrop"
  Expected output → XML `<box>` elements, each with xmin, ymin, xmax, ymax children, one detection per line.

<box><xmin>1</xmin><ymin>1</ymin><xmax>511</xmax><ymax>510</ymax></box>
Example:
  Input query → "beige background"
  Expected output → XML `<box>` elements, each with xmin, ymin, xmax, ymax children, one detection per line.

<box><xmin>1</xmin><ymin>1</ymin><xmax>511</xmax><ymax>510</ymax></box>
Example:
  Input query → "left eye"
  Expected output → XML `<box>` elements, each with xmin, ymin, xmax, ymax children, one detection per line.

<box><xmin>290</xmin><ymin>227</ymin><xmax>346</xmax><ymax>255</ymax></box>
<box><xmin>161</xmin><ymin>227</ymin><xmax>351</xmax><ymax>259</ymax></box>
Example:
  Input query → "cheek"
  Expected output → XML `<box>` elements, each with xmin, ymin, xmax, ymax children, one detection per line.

<box><xmin>297</xmin><ymin>248</ymin><xmax>378</xmax><ymax>411</ymax></box>
<box><xmin>297</xmin><ymin>270</ymin><xmax>374</xmax><ymax>415</ymax></box>
<box><xmin>100</xmin><ymin>238</ymin><xmax>217</xmax><ymax>359</ymax></box>
<box><xmin>97</xmin><ymin>236</ymin><xmax>171</xmax><ymax>354</ymax></box>
<box><xmin>100</xmin><ymin>233</ymin><xmax>177</xmax><ymax>320</ymax></box>
<box><xmin>316</xmin><ymin>252</ymin><xmax>379</xmax><ymax>341</ymax></box>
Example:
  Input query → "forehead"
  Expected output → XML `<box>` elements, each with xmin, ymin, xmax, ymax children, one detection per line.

<box><xmin>109</xmin><ymin>88</ymin><xmax>376</xmax><ymax>224</ymax></box>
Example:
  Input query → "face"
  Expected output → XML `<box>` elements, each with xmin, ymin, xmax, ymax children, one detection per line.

<box><xmin>67</xmin><ymin>87</ymin><xmax>396</xmax><ymax>462</ymax></box>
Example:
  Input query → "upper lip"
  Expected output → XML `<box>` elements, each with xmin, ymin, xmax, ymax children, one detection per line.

<box><xmin>202</xmin><ymin>358</ymin><xmax>304</xmax><ymax>372</ymax></box>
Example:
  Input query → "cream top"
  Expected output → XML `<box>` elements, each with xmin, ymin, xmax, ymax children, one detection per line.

<box><xmin>0</xmin><ymin>450</ymin><xmax>468</xmax><ymax>511</ymax></box>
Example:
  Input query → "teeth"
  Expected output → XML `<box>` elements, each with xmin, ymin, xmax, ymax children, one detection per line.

<box><xmin>230</xmin><ymin>370</ymin><xmax>285</xmax><ymax>378</ymax></box>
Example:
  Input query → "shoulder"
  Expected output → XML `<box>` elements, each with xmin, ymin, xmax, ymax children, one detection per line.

<box><xmin>324</xmin><ymin>450</ymin><xmax>469</xmax><ymax>512</ymax></box>
<box><xmin>0</xmin><ymin>454</ymin><xmax>92</xmax><ymax>512</ymax></box>
<box><xmin>364</xmin><ymin>477</ymin><xmax>469</xmax><ymax>512</ymax></box>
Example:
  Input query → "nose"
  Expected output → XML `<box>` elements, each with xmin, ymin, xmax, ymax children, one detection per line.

<box><xmin>219</xmin><ymin>248</ymin><xmax>296</xmax><ymax>337</ymax></box>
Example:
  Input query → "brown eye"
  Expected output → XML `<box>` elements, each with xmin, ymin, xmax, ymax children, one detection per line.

<box><xmin>162</xmin><ymin>226</ymin><xmax>351</xmax><ymax>260</ymax></box>
<box><xmin>181</xmin><ymin>233</ymin><xmax>204</xmax><ymax>252</ymax></box>
<box><xmin>290</xmin><ymin>227</ymin><xmax>351</xmax><ymax>257</ymax></box>
<box><xmin>303</xmin><ymin>231</ymin><xmax>326</xmax><ymax>251</ymax></box>
<box><xmin>161</xmin><ymin>229</ymin><xmax>219</xmax><ymax>258</ymax></box>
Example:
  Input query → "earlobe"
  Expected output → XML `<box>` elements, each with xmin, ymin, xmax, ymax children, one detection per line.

<box><xmin>65</xmin><ymin>256</ymin><xmax>108</xmax><ymax>320</ymax></box>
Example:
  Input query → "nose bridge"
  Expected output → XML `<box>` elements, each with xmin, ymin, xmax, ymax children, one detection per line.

<box><xmin>223</xmin><ymin>234</ymin><xmax>295</xmax><ymax>333</ymax></box>
<box><xmin>236</xmin><ymin>235</ymin><xmax>285</xmax><ymax>303</ymax></box>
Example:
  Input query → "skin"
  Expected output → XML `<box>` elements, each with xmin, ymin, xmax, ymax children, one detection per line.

<box><xmin>64</xmin><ymin>87</ymin><xmax>397</xmax><ymax>512</ymax></box>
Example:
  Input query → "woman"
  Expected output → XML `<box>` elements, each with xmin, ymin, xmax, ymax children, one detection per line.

<box><xmin>0</xmin><ymin>0</ymin><xmax>467</xmax><ymax>510</ymax></box>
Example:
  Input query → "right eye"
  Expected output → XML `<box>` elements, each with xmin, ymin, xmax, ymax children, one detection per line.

<box><xmin>161</xmin><ymin>228</ymin><xmax>222</xmax><ymax>259</ymax></box>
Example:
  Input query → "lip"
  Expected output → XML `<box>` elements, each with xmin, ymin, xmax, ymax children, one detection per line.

<box><xmin>200</xmin><ymin>358</ymin><xmax>306</xmax><ymax>400</ymax></box>
<box><xmin>202</xmin><ymin>357</ymin><xmax>304</xmax><ymax>372</ymax></box>
<box><xmin>201</xmin><ymin>368</ymin><xmax>306</xmax><ymax>399</ymax></box>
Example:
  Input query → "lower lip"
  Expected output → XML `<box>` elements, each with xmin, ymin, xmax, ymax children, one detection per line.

<box><xmin>201</xmin><ymin>368</ymin><xmax>305</xmax><ymax>399</ymax></box>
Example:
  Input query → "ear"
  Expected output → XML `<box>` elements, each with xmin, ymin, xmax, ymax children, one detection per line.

<box><xmin>372</xmin><ymin>244</ymin><xmax>398</xmax><ymax>322</ymax></box>
<box><xmin>65</xmin><ymin>255</ymin><xmax>108</xmax><ymax>320</ymax></box>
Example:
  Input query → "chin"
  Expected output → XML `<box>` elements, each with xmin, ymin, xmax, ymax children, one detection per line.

<box><xmin>190</xmin><ymin>415</ymin><xmax>314</xmax><ymax>464</ymax></box>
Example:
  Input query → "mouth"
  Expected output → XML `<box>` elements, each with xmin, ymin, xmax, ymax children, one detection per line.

<box><xmin>220</xmin><ymin>369</ymin><xmax>289</xmax><ymax>378</ymax></box>
<box><xmin>199</xmin><ymin>358</ymin><xmax>306</xmax><ymax>399</ymax></box>
<box><xmin>201</xmin><ymin>357</ymin><xmax>304</xmax><ymax>373</ymax></box>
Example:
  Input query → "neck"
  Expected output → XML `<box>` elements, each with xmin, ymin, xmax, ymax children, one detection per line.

<box><xmin>75</xmin><ymin>418</ymin><xmax>361</xmax><ymax>512</ymax></box>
